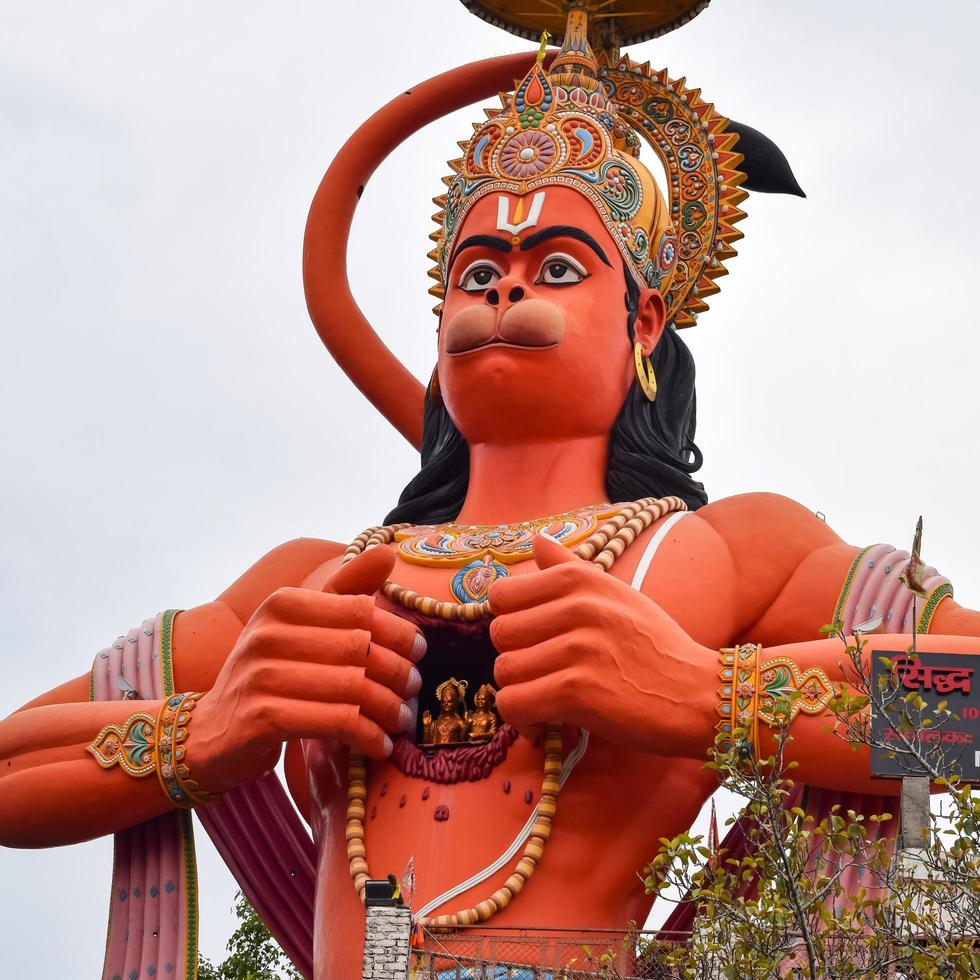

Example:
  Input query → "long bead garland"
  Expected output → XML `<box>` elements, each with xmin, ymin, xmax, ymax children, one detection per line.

<box><xmin>343</xmin><ymin>496</ymin><xmax>686</xmax><ymax>927</ymax></box>
<box><xmin>347</xmin><ymin>725</ymin><xmax>563</xmax><ymax>928</ymax></box>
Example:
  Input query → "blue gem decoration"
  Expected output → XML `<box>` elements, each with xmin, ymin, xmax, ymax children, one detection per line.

<box><xmin>451</xmin><ymin>558</ymin><xmax>508</xmax><ymax>604</ymax></box>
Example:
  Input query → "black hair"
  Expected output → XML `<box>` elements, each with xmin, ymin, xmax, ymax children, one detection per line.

<box><xmin>385</xmin><ymin>269</ymin><xmax>707</xmax><ymax>525</ymax></box>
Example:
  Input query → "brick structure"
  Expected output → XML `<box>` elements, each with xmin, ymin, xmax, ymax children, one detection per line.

<box><xmin>361</xmin><ymin>905</ymin><xmax>412</xmax><ymax>980</ymax></box>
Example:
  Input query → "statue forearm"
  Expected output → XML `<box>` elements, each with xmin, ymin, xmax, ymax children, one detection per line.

<box><xmin>0</xmin><ymin>699</ymin><xmax>177</xmax><ymax>848</ymax></box>
<box><xmin>744</xmin><ymin>633</ymin><xmax>980</xmax><ymax>795</ymax></box>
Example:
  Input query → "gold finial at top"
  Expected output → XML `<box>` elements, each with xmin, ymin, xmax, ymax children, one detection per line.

<box><xmin>536</xmin><ymin>29</ymin><xmax>551</xmax><ymax>64</ymax></box>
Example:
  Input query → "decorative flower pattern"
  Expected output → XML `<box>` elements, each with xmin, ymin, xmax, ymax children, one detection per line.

<box><xmin>605</xmin><ymin>166</ymin><xmax>626</xmax><ymax>192</ymax></box>
<box><xmin>499</xmin><ymin>131</ymin><xmax>557</xmax><ymax>179</ymax></box>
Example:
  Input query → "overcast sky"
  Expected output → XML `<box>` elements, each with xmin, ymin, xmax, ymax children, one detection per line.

<box><xmin>3</xmin><ymin>0</ymin><xmax>980</xmax><ymax>973</ymax></box>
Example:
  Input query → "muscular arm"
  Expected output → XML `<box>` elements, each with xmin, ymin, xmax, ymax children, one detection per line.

<box><xmin>0</xmin><ymin>537</ymin><xmax>341</xmax><ymax>848</ymax></box>
<box><xmin>697</xmin><ymin>494</ymin><xmax>980</xmax><ymax>791</ymax></box>
<box><xmin>757</xmin><ymin>632</ymin><xmax>980</xmax><ymax>795</ymax></box>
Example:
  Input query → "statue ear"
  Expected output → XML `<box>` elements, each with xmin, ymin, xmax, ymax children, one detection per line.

<box><xmin>634</xmin><ymin>287</ymin><xmax>667</xmax><ymax>357</ymax></box>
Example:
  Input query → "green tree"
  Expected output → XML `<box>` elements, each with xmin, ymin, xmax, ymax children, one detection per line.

<box><xmin>198</xmin><ymin>891</ymin><xmax>303</xmax><ymax>980</ymax></box>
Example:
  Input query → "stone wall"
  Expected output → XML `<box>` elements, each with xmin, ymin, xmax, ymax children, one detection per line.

<box><xmin>361</xmin><ymin>905</ymin><xmax>412</xmax><ymax>980</ymax></box>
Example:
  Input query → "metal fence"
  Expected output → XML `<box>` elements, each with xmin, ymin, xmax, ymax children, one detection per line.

<box><xmin>410</xmin><ymin>927</ymin><xmax>942</xmax><ymax>978</ymax></box>
<box><xmin>413</xmin><ymin>927</ymin><xmax>690</xmax><ymax>979</ymax></box>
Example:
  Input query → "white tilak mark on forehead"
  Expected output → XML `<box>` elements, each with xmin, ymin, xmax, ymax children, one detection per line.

<box><xmin>496</xmin><ymin>192</ymin><xmax>546</xmax><ymax>235</ymax></box>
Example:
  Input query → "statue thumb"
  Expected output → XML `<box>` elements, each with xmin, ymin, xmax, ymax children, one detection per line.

<box><xmin>532</xmin><ymin>531</ymin><xmax>582</xmax><ymax>569</ymax></box>
<box><xmin>323</xmin><ymin>544</ymin><xmax>396</xmax><ymax>596</ymax></box>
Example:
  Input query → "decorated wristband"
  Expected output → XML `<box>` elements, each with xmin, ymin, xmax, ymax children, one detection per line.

<box><xmin>87</xmin><ymin>691</ymin><xmax>214</xmax><ymax>809</ymax></box>
<box><xmin>717</xmin><ymin>644</ymin><xmax>836</xmax><ymax>765</ymax></box>
<box><xmin>716</xmin><ymin>643</ymin><xmax>761</xmax><ymax>763</ymax></box>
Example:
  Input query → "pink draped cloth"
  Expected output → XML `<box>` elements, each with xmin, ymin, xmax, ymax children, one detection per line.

<box><xmin>91</xmin><ymin>613</ymin><xmax>197</xmax><ymax>980</ymax></box>
<box><xmin>91</xmin><ymin>612</ymin><xmax>317</xmax><ymax>979</ymax></box>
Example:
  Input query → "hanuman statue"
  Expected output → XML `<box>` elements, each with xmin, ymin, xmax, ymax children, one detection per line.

<box><xmin>2</xmin><ymin>4</ymin><xmax>978</xmax><ymax>979</ymax></box>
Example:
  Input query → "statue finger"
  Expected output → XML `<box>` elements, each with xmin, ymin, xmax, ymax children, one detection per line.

<box><xmin>365</xmin><ymin>642</ymin><xmax>423</xmax><ymax>699</ymax></box>
<box><xmin>249</xmin><ymin>623</ymin><xmax>372</xmax><ymax>669</ymax></box>
<box><xmin>495</xmin><ymin>668</ymin><xmax>584</xmax><ymax>736</ymax></box>
<box><xmin>490</xmin><ymin>598</ymin><xmax>598</xmax><ymax>653</ymax></box>
<box><xmin>262</xmin><ymin>587</ymin><xmax>374</xmax><ymax>632</ymax></box>
<box><xmin>323</xmin><ymin>545</ymin><xmax>396</xmax><ymax>597</ymax></box>
<box><xmin>358</xmin><ymin>677</ymin><xmax>415</xmax><ymax>735</ymax></box>
<box><xmin>263</xmin><ymin>698</ymin><xmax>392</xmax><ymax>759</ymax></box>
<box><xmin>494</xmin><ymin>635</ymin><xmax>575</xmax><ymax>688</ymax></box>
<box><xmin>254</xmin><ymin>662</ymin><xmax>367</xmax><ymax>705</ymax></box>
<box><xmin>488</xmin><ymin>560</ymin><xmax>600</xmax><ymax>615</ymax></box>
<box><xmin>259</xmin><ymin>669</ymin><xmax>409</xmax><ymax>738</ymax></box>
<box><xmin>370</xmin><ymin>607</ymin><xmax>427</xmax><ymax>663</ymax></box>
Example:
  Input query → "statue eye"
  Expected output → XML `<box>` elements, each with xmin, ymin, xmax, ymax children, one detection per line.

<box><xmin>536</xmin><ymin>253</ymin><xmax>587</xmax><ymax>286</ymax></box>
<box><xmin>458</xmin><ymin>261</ymin><xmax>502</xmax><ymax>293</ymax></box>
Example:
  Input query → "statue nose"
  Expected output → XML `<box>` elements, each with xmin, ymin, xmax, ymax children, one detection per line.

<box><xmin>486</xmin><ymin>283</ymin><xmax>525</xmax><ymax>308</ymax></box>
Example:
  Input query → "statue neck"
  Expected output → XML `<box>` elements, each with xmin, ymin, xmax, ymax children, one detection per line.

<box><xmin>454</xmin><ymin>435</ymin><xmax>610</xmax><ymax>525</ymax></box>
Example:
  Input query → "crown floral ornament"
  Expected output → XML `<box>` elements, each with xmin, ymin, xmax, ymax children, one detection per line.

<box><xmin>429</xmin><ymin>5</ymin><xmax>747</xmax><ymax>329</ymax></box>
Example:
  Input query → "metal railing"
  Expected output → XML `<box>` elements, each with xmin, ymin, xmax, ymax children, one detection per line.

<box><xmin>413</xmin><ymin>926</ymin><xmax>690</xmax><ymax>979</ymax></box>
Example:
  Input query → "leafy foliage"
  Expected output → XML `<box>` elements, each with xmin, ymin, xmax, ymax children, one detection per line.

<box><xmin>198</xmin><ymin>891</ymin><xmax>302</xmax><ymax>980</ymax></box>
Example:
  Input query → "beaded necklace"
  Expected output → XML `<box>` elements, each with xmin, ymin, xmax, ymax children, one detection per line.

<box><xmin>343</xmin><ymin>495</ymin><xmax>686</xmax><ymax>927</ymax></box>
<box><xmin>341</xmin><ymin>496</ymin><xmax>685</xmax><ymax>620</ymax></box>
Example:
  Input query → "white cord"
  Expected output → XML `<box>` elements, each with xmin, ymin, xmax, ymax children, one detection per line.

<box><xmin>630</xmin><ymin>511</ymin><xmax>690</xmax><ymax>591</ymax></box>
<box><xmin>415</xmin><ymin>728</ymin><xmax>590</xmax><ymax>919</ymax></box>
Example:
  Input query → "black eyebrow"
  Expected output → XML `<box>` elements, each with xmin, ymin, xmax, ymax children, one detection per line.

<box><xmin>519</xmin><ymin>225</ymin><xmax>612</xmax><ymax>267</ymax></box>
<box><xmin>448</xmin><ymin>234</ymin><xmax>513</xmax><ymax>272</ymax></box>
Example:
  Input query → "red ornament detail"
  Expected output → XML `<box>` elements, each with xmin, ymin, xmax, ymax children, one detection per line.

<box><xmin>525</xmin><ymin>74</ymin><xmax>544</xmax><ymax>107</ymax></box>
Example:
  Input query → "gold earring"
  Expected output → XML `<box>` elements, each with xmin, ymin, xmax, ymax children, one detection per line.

<box><xmin>428</xmin><ymin>365</ymin><xmax>443</xmax><ymax>408</ymax></box>
<box><xmin>633</xmin><ymin>342</ymin><xmax>657</xmax><ymax>401</ymax></box>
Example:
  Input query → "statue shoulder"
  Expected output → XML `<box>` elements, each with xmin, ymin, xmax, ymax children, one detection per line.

<box><xmin>217</xmin><ymin>536</ymin><xmax>347</xmax><ymax>625</ymax></box>
<box><xmin>695</xmin><ymin>493</ymin><xmax>847</xmax><ymax>636</ymax></box>
<box><xmin>696</xmin><ymin>492</ymin><xmax>841</xmax><ymax>559</ymax></box>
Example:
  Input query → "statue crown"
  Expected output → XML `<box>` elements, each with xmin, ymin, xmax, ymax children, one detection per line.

<box><xmin>428</xmin><ymin>5</ymin><xmax>748</xmax><ymax>330</ymax></box>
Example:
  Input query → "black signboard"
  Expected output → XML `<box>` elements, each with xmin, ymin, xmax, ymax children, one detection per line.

<box><xmin>870</xmin><ymin>650</ymin><xmax>980</xmax><ymax>782</ymax></box>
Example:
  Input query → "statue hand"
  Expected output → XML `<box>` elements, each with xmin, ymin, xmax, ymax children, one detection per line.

<box><xmin>191</xmin><ymin>546</ymin><xmax>424</xmax><ymax>795</ymax></box>
<box><xmin>489</xmin><ymin>533</ymin><xmax>715</xmax><ymax>758</ymax></box>
<box><xmin>422</xmin><ymin>710</ymin><xmax>432</xmax><ymax>725</ymax></box>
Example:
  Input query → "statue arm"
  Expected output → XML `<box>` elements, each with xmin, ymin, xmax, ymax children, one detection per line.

<box><xmin>754</xmin><ymin>632</ymin><xmax>980</xmax><ymax>795</ymax></box>
<box><xmin>488</xmin><ymin>532</ymin><xmax>980</xmax><ymax>797</ymax></box>
<box><xmin>698</xmin><ymin>492</ymin><xmax>980</xmax><ymax>644</ymax></box>
<box><xmin>0</xmin><ymin>537</ymin><xmax>346</xmax><ymax>848</ymax></box>
<box><xmin>928</xmin><ymin>598</ymin><xmax>980</xmax><ymax>638</ymax></box>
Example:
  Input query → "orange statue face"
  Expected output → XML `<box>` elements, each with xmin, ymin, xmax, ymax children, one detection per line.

<box><xmin>438</xmin><ymin>187</ymin><xmax>667</xmax><ymax>444</ymax></box>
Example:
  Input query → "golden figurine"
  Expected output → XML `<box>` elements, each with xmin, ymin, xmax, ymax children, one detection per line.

<box><xmin>467</xmin><ymin>683</ymin><xmax>499</xmax><ymax>741</ymax></box>
<box><xmin>421</xmin><ymin>678</ymin><xmax>469</xmax><ymax>745</ymax></box>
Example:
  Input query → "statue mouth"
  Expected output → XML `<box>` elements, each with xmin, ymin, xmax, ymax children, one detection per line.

<box><xmin>448</xmin><ymin>337</ymin><xmax>559</xmax><ymax>355</ymax></box>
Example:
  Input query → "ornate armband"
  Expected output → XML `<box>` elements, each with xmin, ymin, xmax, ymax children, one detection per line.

<box><xmin>717</xmin><ymin>643</ymin><xmax>760</xmax><ymax>762</ymax></box>
<box><xmin>717</xmin><ymin>644</ymin><xmax>835</xmax><ymax>765</ymax></box>
<box><xmin>87</xmin><ymin>692</ymin><xmax>214</xmax><ymax>809</ymax></box>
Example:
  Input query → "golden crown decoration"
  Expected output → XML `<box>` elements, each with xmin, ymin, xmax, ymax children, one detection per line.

<box><xmin>429</xmin><ymin>2</ymin><xmax>747</xmax><ymax>329</ymax></box>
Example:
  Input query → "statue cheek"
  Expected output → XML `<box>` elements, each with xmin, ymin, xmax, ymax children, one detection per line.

<box><xmin>442</xmin><ymin>305</ymin><xmax>497</xmax><ymax>354</ymax></box>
